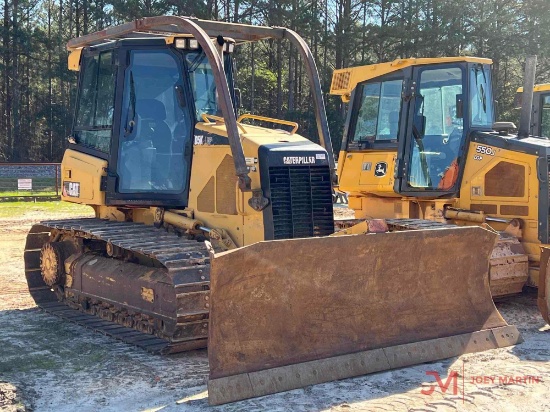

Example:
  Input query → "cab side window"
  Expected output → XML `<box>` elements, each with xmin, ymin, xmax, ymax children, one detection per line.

<box><xmin>541</xmin><ymin>95</ymin><xmax>550</xmax><ymax>137</ymax></box>
<box><xmin>74</xmin><ymin>51</ymin><xmax>116</xmax><ymax>153</ymax></box>
<box><xmin>351</xmin><ymin>79</ymin><xmax>402</xmax><ymax>143</ymax></box>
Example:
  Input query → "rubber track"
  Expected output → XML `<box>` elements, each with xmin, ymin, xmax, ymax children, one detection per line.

<box><xmin>25</xmin><ymin>218</ymin><xmax>211</xmax><ymax>354</ymax></box>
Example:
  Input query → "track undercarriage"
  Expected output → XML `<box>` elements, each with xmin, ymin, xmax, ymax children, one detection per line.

<box><xmin>24</xmin><ymin>218</ymin><xmax>211</xmax><ymax>354</ymax></box>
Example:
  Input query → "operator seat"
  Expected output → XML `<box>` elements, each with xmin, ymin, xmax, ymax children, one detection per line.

<box><xmin>136</xmin><ymin>99</ymin><xmax>172</xmax><ymax>152</ymax></box>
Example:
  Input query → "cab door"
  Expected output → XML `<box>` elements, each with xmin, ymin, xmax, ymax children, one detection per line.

<box><xmin>106</xmin><ymin>46</ymin><xmax>194</xmax><ymax>207</ymax></box>
<box><xmin>396</xmin><ymin>63</ymin><xmax>468</xmax><ymax>197</ymax></box>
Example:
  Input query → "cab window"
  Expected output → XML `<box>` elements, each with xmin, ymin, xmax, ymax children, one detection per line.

<box><xmin>74</xmin><ymin>51</ymin><xmax>116</xmax><ymax>153</ymax></box>
<box><xmin>470</xmin><ymin>64</ymin><xmax>494</xmax><ymax>127</ymax></box>
<box><xmin>351</xmin><ymin>79</ymin><xmax>402</xmax><ymax>143</ymax></box>
<box><xmin>117</xmin><ymin>50</ymin><xmax>192</xmax><ymax>194</ymax></box>
<box><xmin>186</xmin><ymin>52</ymin><xmax>234</xmax><ymax>121</ymax></box>
<box><xmin>408</xmin><ymin>66</ymin><xmax>464</xmax><ymax>190</ymax></box>
<box><xmin>541</xmin><ymin>95</ymin><xmax>550</xmax><ymax>137</ymax></box>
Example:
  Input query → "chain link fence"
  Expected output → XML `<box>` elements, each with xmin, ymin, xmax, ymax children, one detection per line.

<box><xmin>0</xmin><ymin>163</ymin><xmax>61</xmax><ymax>201</ymax></box>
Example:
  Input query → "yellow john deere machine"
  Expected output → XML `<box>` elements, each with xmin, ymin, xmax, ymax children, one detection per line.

<box><xmin>517</xmin><ymin>83</ymin><xmax>550</xmax><ymax>138</ymax></box>
<box><xmin>23</xmin><ymin>18</ymin><xmax>521</xmax><ymax>405</ymax></box>
<box><xmin>331</xmin><ymin>56</ymin><xmax>550</xmax><ymax>324</ymax></box>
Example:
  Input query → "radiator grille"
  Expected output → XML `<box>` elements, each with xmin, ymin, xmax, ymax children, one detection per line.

<box><xmin>268</xmin><ymin>166</ymin><xmax>334</xmax><ymax>239</ymax></box>
<box><xmin>330</xmin><ymin>70</ymin><xmax>351</xmax><ymax>94</ymax></box>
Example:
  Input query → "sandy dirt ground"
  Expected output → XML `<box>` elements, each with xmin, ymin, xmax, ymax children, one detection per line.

<box><xmin>1</xmin><ymin>205</ymin><xmax>549</xmax><ymax>412</ymax></box>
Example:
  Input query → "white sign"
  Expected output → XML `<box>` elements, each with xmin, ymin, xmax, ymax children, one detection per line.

<box><xmin>18</xmin><ymin>179</ymin><xmax>32</xmax><ymax>190</ymax></box>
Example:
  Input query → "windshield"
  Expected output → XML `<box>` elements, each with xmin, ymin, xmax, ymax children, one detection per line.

<box><xmin>351</xmin><ymin>79</ymin><xmax>403</xmax><ymax>143</ymax></box>
<box><xmin>408</xmin><ymin>66</ymin><xmax>465</xmax><ymax>190</ymax></box>
<box><xmin>470</xmin><ymin>64</ymin><xmax>494</xmax><ymax>127</ymax></box>
<box><xmin>186</xmin><ymin>52</ymin><xmax>233</xmax><ymax>121</ymax></box>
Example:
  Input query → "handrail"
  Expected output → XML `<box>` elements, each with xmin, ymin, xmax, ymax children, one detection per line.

<box><xmin>201</xmin><ymin>113</ymin><xmax>225</xmax><ymax>123</ymax></box>
<box><xmin>201</xmin><ymin>113</ymin><xmax>247</xmax><ymax>134</ymax></box>
<box><xmin>237</xmin><ymin>114</ymin><xmax>298</xmax><ymax>134</ymax></box>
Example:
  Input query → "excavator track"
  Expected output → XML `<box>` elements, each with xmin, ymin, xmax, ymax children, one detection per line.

<box><xmin>24</xmin><ymin>218</ymin><xmax>211</xmax><ymax>354</ymax></box>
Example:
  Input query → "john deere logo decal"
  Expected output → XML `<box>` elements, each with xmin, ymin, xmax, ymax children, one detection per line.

<box><xmin>374</xmin><ymin>162</ymin><xmax>387</xmax><ymax>177</ymax></box>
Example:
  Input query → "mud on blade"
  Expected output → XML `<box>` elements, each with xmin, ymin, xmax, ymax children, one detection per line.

<box><xmin>207</xmin><ymin>226</ymin><xmax>522</xmax><ymax>404</ymax></box>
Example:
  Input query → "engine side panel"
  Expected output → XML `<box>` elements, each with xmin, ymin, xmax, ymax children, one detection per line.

<box><xmin>458</xmin><ymin>138</ymin><xmax>543</xmax><ymax>286</ymax></box>
<box><xmin>61</xmin><ymin>149</ymin><xmax>108</xmax><ymax>205</ymax></box>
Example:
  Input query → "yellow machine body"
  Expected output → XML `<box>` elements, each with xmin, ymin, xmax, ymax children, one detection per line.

<box><xmin>332</xmin><ymin>57</ymin><xmax>550</xmax><ymax>300</ymax></box>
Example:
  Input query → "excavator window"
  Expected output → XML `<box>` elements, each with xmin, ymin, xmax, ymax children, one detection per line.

<box><xmin>74</xmin><ymin>51</ymin><xmax>116</xmax><ymax>153</ymax></box>
<box><xmin>408</xmin><ymin>66</ymin><xmax>464</xmax><ymax>190</ymax></box>
<box><xmin>117</xmin><ymin>49</ymin><xmax>192</xmax><ymax>194</ymax></box>
<box><xmin>541</xmin><ymin>95</ymin><xmax>550</xmax><ymax>137</ymax></box>
<box><xmin>351</xmin><ymin>79</ymin><xmax>403</xmax><ymax>144</ymax></box>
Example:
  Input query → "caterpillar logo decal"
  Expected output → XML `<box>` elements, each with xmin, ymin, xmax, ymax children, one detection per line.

<box><xmin>283</xmin><ymin>156</ymin><xmax>316</xmax><ymax>165</ymax></box>
<box><xmin>63</xmin><ymin>181</ymin><xmax>80</xmax><ymax>198</ymax></box>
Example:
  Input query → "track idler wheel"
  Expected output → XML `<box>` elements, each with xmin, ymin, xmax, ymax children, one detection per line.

<box><xmin>40</xmin><ymin>242</ymin><xmax>66</xmax><ymax>287</ymax></box>
<box><xmin>40</xmin><ymin>241</ymin><xmax>78</xmax><ymax>287</ymax></box>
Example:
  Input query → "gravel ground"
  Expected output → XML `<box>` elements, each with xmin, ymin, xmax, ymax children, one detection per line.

<box><xmin>1</xmin><ymin>205</ymin><xmax>549</xmax><ymax>412</ymax></box>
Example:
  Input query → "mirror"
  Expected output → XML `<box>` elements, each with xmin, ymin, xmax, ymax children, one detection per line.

<box><xmin>456</xmin><ymin>94</ymin><xmax>464</xmax><ymax>118</ymax></box>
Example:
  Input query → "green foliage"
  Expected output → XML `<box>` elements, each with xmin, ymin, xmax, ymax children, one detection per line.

<box><xmin>0</xmin><ymin>0</ymin><xmax>549</xmax><ymax>161</ymax></box>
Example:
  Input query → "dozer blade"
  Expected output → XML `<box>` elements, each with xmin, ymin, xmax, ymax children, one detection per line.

<box><xmin>207</xmin><ymin>226</ymin><xmax>522</xmax><ymax>405</ymax></box>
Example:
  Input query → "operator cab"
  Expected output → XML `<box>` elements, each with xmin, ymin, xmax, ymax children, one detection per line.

<box><xmin>70</xmin><ymin>36</ymin><xmax>237</xmax><ymax>207</ymax></box>
<box><xmin>334</xmin><ymin>58</ymin><xmax>494</xmax><ymax>197</ymax></box>
<box><xmin>517</xmin><ymin>84</ymin><xmax>550</xmax><ymax>138</ymax></box>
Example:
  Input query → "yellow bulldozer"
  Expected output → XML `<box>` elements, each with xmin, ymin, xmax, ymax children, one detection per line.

<box><xmin>331</xmin><ymin>55</ymin><xmax>550</xmax><ymax>324</ymax></box>
<box><xmin>23</xmin><ymin>17</ymin><xmax>521</xmax><ymax>405</ymax></box>
<box><xmin>516</xmin><ymin>83</ymin><xmax>550</xmax><ymax>138</ymax></box>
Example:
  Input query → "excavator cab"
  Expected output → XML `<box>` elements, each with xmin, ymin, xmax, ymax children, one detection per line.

<box><xmin>333</xmin><ymin>58</ymin><xmax>494</xmax><ymax>199</ymax></box>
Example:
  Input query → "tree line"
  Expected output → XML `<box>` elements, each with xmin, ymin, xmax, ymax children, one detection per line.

<box><xmin>1</xmin><ymin>0</ymin><xmax>549</xmax><ymax>162</ymax></box>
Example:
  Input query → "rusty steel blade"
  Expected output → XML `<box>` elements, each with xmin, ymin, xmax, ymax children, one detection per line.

<box><xmin>207</xmin><ymin>226</ymin><xmax>522</xmax><ymax>405</ymax></box>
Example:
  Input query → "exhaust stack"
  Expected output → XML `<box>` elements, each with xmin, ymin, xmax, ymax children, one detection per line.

<box><xmin>518</xmin><ymin>55</ymin><xmax>537</xmax><ymax>138</ymax></box>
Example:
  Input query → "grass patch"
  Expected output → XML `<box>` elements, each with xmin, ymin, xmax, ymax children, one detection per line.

<box><xmin>0</xmin><ymin>191</ymin><xmax>59</xmax><ymax>197</ymax></box>
<box><xmin>0</xmin><ymin>201</ymin><xmax>93</xmax><ymax>219</ymax></box>
<box><xmin>0</xmin><ymin>355</ymin><xmax>61</xmax><ymax>373</ymax></box>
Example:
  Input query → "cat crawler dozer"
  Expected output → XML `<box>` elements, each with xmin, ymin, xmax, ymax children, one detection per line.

<box><xmin>331</xmin><ymin>56</ymin><xmax>550</xmax><ymax>324</ymax></box>
<box><xmin>24</xmin><ymin>17</ymin><xmax>521</xmax><ymax>405</ymax></box>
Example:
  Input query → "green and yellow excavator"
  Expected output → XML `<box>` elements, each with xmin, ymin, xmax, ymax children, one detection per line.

<box><xmin>22</xmin><ymin>17</ymin><xmax>521</xmax><ymax>405</ymax></box>
<box><xmin>332</xmin><ymin>55</ymin><xmax>550</xmax><ymax>325</ymax></box>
